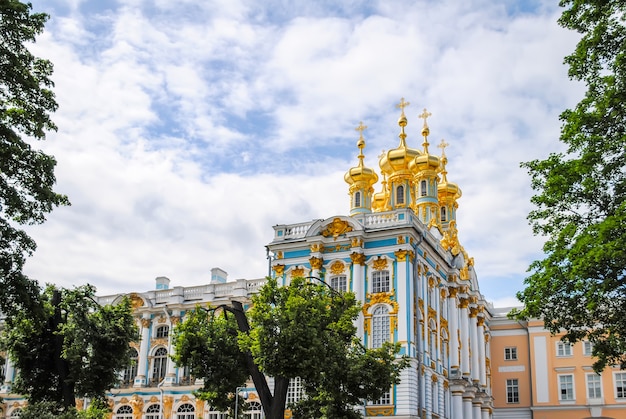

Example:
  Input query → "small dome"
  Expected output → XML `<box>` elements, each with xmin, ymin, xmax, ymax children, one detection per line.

<box><xmin>345</xmin><ymin>124</ymin><xmax>378</xmax><ymax>187</ymax></box>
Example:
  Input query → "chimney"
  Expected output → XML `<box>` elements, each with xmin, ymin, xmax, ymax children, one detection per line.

<box><xmin>210</xmin><ymin>268</ymin><xmax>228</xmax><ymax>284</ymax></box>
<box><xmin>155</xmin><ymin>276</ymin><xmax>170</xmax><ymax>290</ymax></box>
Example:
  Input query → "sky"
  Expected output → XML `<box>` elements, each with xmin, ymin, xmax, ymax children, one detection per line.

<box><xmin>21</xmin><ymin>0</ymin><xmax>584</xmax><ymax>307</ymax></box>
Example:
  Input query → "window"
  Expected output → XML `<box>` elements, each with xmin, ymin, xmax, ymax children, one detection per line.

<box><xmin>559</xmin><ymin>374</ymin><xmax>575</xmax><ymax>401</ymax></box>
<box><xmin>615</xmin><ymin>372</ymin><xmax>626</xmax><ymax>398</ymax></box>
<box><xmin>156</xmin><ymin>325</ymin><xmax>169</xmax><ymax>338</ymax></box>
<box><xmin>506</xmin><ymin>379</ymin><xmax>519</xmax><ymax>403</ymax></box>
<box><xmin>583</xmin><ymin>340</ymin><xmax>593</xmax><ymax>356</ymax></box>
<box><xmin>330</xmin><ymin>275</ymin><xmax>347</xmax><ymax>293</ymax></box>
<box><xmin>372</xmin><ymin>270</ymin><xmax>390</xmax><ymax>293</ymax></box>
<box><xmin>151</xmin><ymin>347</ymin><xmax>168</xmax><ymax>384</ymax></box>
<box><xmin>396</xmin><ymin>185</ymin><xmax>404</xmax><ymax>205</ymax></box>
<box><xmin>122</xmin><ymin>348</ymin><xmax>138</xmax><ymax>387</ymax></box>
<box><xmin>176</xmin><ymin>403</ymin><xmax>195</xmax><ymax>419</ymax></box>
<box><xmin>587</xmin><ymin>374</ymin><xmax>602</xmax><ymax>399</ymax></box>
<box><xmin>420</xmin><ymin>180</ymin><xmax>427</xmax><ymax>197</ymax></box>
<box><xmin>244</xmin><ymin>401</ymin><xmax>262</xmax><ymax>419</ymax></box>
<box><xmin>556</xmin><ymin>341</ymin><xmax>573</xmax><ymax>357</ymax></box>
<box><xmin>145</xmin><ymin>404</ymin><xmax>160</xmax><ymax>419</ymax></box>
<box><xmin>287</xmin><ymin>377</ymin><xmax>303</xmax><ymax>405</ymax></box>
<box><xmin>354</xmin><ymin>191</ymin><xmax>361</xmax><ymax>207</ymax></box>
<box><xmin>114</xmin><ymin>406</ymin><xmax>132</xmax><ymax>419</ymax></box>
<box><xmin>207</xmin><ymin>409</ymin><xmax>227</xmax><ymax>419</ymax></box>
<box><xmin>440</xmin><ymin>206</ymin><xmax>447</xmax><ymax>222</ymax></box>
<box><xmin>504</xmin><ymin>347</ymin><xmax>518</xmax><ymax>361</ymax></box>
<box><xmin>372</xmin><ymin>305</ymin><xmax>390</xmax><ymax>349</ymax></box>
<box><xmin>9</xmin><ymin>409</ymin><xmax>22</xmax><ymax>419</ymax></box>
<box><xmin>371</xmin><ymin>390</ymin><xmax>391</xmax><ymax>405</ymax></box>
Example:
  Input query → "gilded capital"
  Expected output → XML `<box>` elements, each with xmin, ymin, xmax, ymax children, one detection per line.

<box><xmin>309</xmin><ymin>256</ymin><xmax>323</xmax><ymax>270</ymax></box>
<box><xmin>395</xmin><ymin>249</ymin><xmax>408</xmax><ymax>262</ymax></box>
<box><xmin>458</xmin><ymin>298</ymin><xmax>469</xmax><ymax>309</ymax></box>
<box><xmin>141</xmin><ymin>318</ymin><xmax>151</xmax><ymax>328</ymax></box>
<box><xmin>350</xmin><ymin>252</ymin><xmax>366</xmax><ymax>265</ymax></box>
<box><xmin>272</xmin><ymin>264</ymin><xmax>285</xmax><ymax>277</ymax></box>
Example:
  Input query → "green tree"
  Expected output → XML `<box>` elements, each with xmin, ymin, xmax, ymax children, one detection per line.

<box><xmin>515</xmin><ymin>0</ymin><xmax>626</xmax><ymax>371</ymax></box>
<box><xmin>0</xmin><ymin>0</ymin><xmax>69</xmax><ymax>314</ymax></box>
<box><xmin>172</xmin><ymin>277</ymin><xmax>408</xmax><ymax>419</ymax></box>
<box><xmin>1</xmin><ymin>285</ymin><xmax>139</xmax><ymax>412</ymax></box>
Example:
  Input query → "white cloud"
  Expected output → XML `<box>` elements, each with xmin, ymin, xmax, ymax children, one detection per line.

<box><xmin>22</xmin><ymin>0</ymin><xmax>583</xmax><ymax>304</ymax></box>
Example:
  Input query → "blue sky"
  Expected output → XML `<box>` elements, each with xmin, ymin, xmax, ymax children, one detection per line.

<box><xmin>23</xmin><ymin>0</ymin><xmax>584</xmax><ymax>307</ymax></box>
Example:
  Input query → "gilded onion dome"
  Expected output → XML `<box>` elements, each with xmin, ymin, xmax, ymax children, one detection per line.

<box><xmin>379</xmin><ymin>98</ymin><xmax>421</xmax><ymax>178</ymax></box>
<box><xmin>345</xmin><ymin>122</ymin><xmax>379</xmax><ymax>188</ymax></box>
<box><xmin>409</xmin><ymin>108</ymin><xmax>440</xmax><ymax>173</ymax></box>
<box><xmin>437</xmin><ymin>140</ymin><xmax>462</xmax><ymax>201</ymax></box>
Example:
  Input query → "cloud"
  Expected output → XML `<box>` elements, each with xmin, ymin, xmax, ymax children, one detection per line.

<box><xmin>23</xmin><ymin>0</ymin><xmax>582</xmax><ymax>307</ymax></box>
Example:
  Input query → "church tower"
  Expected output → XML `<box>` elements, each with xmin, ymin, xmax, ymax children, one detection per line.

<box><xmin>345</xmin><ymin>122</ymin><xmax>379</xmax><ymax>215</ymax></box>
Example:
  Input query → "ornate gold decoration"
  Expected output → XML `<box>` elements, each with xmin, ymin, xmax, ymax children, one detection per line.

<box><xmin>440</xmin><ymin>288</ymin><xmax>448</xmax><ymax>299</ymax></box>
<box><xmin>273</xmin><ymin>264</ymin><xmax>285</xmax><ymax>277</ymax></box>
<box><xmin>195</xmin><ymin>399</ymin><xmax>205</xmax><ymax>417</ymax></box>
<box><xmin>397</xmin><ymin>235</ymin><xmax>405</xmax><ymax>244</ymax></box>
<box><xmin>291</xmin><ymin>267</ymin><xmax>305</xmax><ymax>278</ymax></box>
<box><xmin>130</xmin><ymin>395</ymin><xmax>143</xmax><ymax>419</ymax></box>
<box><xmin>477</xmin><ymin>317</ymin><xmax>485</xmax><ymax>327</ymax></box>
<box><xmin>350</xmin><ymin>252</ymin><xmax>365</xmax><ymax>265</ymax></box>
<box><xmin>130</xmin><ymin>342</ymin><xmax>140</xmax><ymax>351</ymax></box>
<box><xmin>350</xmin><ymin>237</ymin><xmax>363</xmax><ymax>248</ymax></box>
<box><xmin>432</xmin><ymin>374</ymin><xmax>438</xmax><ymax>382</ymax></box>
<box><xmin>141</xmin><ymin>318</ymin><xmax>151</xmax><ymax>328</ymax></box>
<box><xmin>372</xmin><ymin>256</ymin><xmax>388</xmax><ymax>271</ymax></box>
<box><xmin>363</xmin><ymin>291</ymin><xmax>398</xmax><ymax>314</ymax></box>
<box><xmin>171</xmin><ymin>316</ymin><xmax>180</xmax><ymax>326</ymax></box>
<box><xmin>395</xmin><ymin>249</ymin><xmax>408</xmax><ymax>262</ymax></box>
<box><xmin>366</xmin><ymin>407</ymin><xmax>394</xmax><ymax>416</ymax></box>
<box><xmin>310</xmin><ymin>243</ymin><xmax>323</xmax><ymax>253</ymax></box>
<box><xmin>120</xmin><ymin>398</ymin><xmax>129</xmax><ymax>404</ymax></box>
<box><xmin>428</xmin><ymin>307</ymin><xmax>437</xmax><ymax>320</ymax></box>
<box><xmin>448</xmin><ymin>287</ymin><xmax>458</xmax><ymax>298</ymax></box>
<box><xmin>149</xmin><ymin>396</ymin><xmax>159</xmax><ymax>403</ymax></box>
<box><xmin>130</xmin><ymin>293</ymin><xmax>144</xmax><ymax>309</ymax></box>
<box><xmin>469</xmin><ymin>307</ymin><xmax>479</xmax><ymax>318</ymax></box>
<box><xmin>458</xmin><ymin>298</ymin><xmax>469</xmax><ymax>309</ymax></box>
<box><xmin>151</xmin><ymin>338</ymin><xmax>167</xmax><ymax>349</ymax></box>
<box><xmin>163</xmin><ymin>396</ymin><xmax>174</xmax><ymax>419</ymax></box>
<box><xmin>181</xmin><ymin>395</ymin><xmax>190</xmax><ymax>402</ymax></box>
<box><xmin>157</xmin><ymin>314</ymin><xmax>166</xmax><ymax>324</ymax></box>
<box><xmin>364</xmin><ymin>317</ymin><xmax>371</xmax><ymax>335</ymax></box>
<box><xmin>76</xmin><ymin>399</ymin><xmax>84</xmax><ymax>411</ymax></box>
<box><xmin>428</xmin><ymin>276</ymin><xmax>436</xmax><ymax>288</ymax></box>
<box><xmin>329</xmin><ymin>260</ymin><xmax>345</xmax><ymax>274</ymax></box>
<box><xmin>321</xmin><ymin>218</ymin><xmax>353</xmax><ymax>240</ymax></box>
<box><xmin>275</xmin><ymin>250</ymin><xmax>284</xmax><ymax>259</ymax></box>
<box><xmin>309</xmin><ymin>256</ymin><xmax>323</xmax><ymax>270</ymax></box>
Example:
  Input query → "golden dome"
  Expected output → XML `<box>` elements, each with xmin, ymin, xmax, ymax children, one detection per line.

<box><xmin>408</xmin><ymin>108</ymin><xmax>440</xmax><ymax>173</ymax></box>
<box><xmin>345</xmin><ymin>122</ymin><xmax>379</xmax><ymax>187</ymax></box>
<box><xmin>379</xmin><ymin>98</ymin><xmax>421</xmax><ymax>177</ymax></box>
<box><xmin>437</xmin><ymin>140</ymin><xmax>462</xmax><ymax>200</ymax></box>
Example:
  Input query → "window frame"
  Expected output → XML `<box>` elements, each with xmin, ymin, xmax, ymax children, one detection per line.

<box><xmin>371</xmin><ymin>305</ymin><xmax>391</xmax><ymax>349</ymax></box>
<box><xmin>506</xmin><ymin>378</ymin><xmax>520</xmax><ymax>404</ymax></box>
<box><xmin>586</xmin><ymin>373</ymin><xmax>602</xmax><ymax>400</ymax></box>
<box><xmin>151</xmin><ymin>347</ymin><xmax>168</xmax><ymax>384</ymax></box>
<box><xmin>558</xmin><ymin>374</ymin><xmax>575</xmax><ymax>401</ymax></box>
<box><xmin>615</xmin><ymin>372</ymin><xmax>626</xmax><ymax>399</ymax></box>
<box><xmin>330</xmin><ymin>275</ymin><xmax>347</xmax><ymax>293</ymax></box>
<box><xmin>371</xmin><ymin>270</ymin><xmax>390</xmax><ymax>294</ymax></box>
<box><xmin>556</xmin><ymin>341</ymin><xmax>573</xmax><ymax>357</ymax></box>
<box><xmin>583</xmin><ymin>340</ymin><xmax>593</xmax><ymax>356</ymax></box>
<box><xmin>155</xmin><ymin>325</ymin><xmax>169</xmax><ymax>338</ymax></box>
<box><xmin>504</xmin><ymin>346</ymin><xmax>518</xmax><ymax>361</ymax></box>
<box><xmin>396</xmin><ymin>185</ymin><xmax>405</xmax><ymax>205</ymax></box>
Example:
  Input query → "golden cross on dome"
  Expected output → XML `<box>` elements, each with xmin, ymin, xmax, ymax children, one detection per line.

<box><xmin>418</xmin><ymin>108</ymin><xmax>432</xmax><ymax>127</ymax></box>
<box><xmin>355</xmin><ymin>121</ymin><xmax>368</xmax><ymax>139</ymax></box>
<box><xmin>395</xmin><ymin>97</ymin><xmax>410</xmax><ymax>115</ymax></box>
<box><xmin>438</xmin><ymin>139</ymin><xmax>449</xmax><ymax>156</ymax></box>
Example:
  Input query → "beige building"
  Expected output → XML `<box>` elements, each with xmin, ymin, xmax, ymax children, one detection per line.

<box><xmin>490</xmin><ymin>308</ymin><xmax>626</xmax><ymax>419</ymax></box>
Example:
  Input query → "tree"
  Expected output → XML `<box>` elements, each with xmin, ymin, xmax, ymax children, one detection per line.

<box><xmin>1</xmin><ymin>285</ymin><xmax>139</xmax><ymax>412</ymax></box>
<box><xmin>0</xmin><ymin>0</ymin><xmax>69</xmax><ymax>315</ymax></box>
<box><xmin>172</xmin><ymin>277</ymin><xmax>408</xmax><ymax>419</ymax></box>
<box><xmin>515</xmin><ymin>0</ymin><xmax>626</xmax><ymax>371</ymax></box>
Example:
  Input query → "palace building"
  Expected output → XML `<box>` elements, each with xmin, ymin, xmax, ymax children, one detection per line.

<box><xmin>2</xmin><ymin>99</ymin><xmax>624</xmax><ymax>419</ymax></box>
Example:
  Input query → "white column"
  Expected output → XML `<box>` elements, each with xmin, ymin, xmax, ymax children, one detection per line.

<box><xmin>395</xmin><ymin>249</ymin><xmax>409</xmax><ymax>347</ymax></box>
<box><xmin>1</xmin><ymin>358</ymin><xmax>15</xmax><ymax>392</ymax></box>
<box><xmin>469</xmin><ymin>308</ymin><xmax>479</xmax><ymax>384</ymax></box>
<box><xmin>351</xmin><ymin>252</ymin><xmax>365</xmax><ymax>339</ymax></box>
<box><xmin>135</xmin><ymin>315</ymin><xmax>151</xmax><ymax>387</ymax></box>
<box><xmin>450</xmin><ymin>381</ymin><xmax>465</xmax><ymax>419</ymax></box>
<box><xmin>477</xmin><ymin>315</ymin><xmax>487</xmax><ymax>388</ymax></box>
<box><xmin>424</xmin><ymin>369</ymin><xmax>432</xmax><ymax>419</ymax></box>
<box><xmin>473</xmin><ymin>401</ymin><xmax>482</xmax><ymax>419</ymax></box>
<box><xmin>164</xmin><ymin>311</ymin><xmax>180</xmax><ymax>386</ymax></box>
<box><xmin>448</xmin><ymin>288</ymin><xmax>459</xmax><ymax>373</ymax></box>
<box><xmin>459</xmin><ymin>298</ymin><xmax>470</xmax><ymax>378</ymax></box>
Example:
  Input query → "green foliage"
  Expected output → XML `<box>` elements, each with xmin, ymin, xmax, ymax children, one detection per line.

<box><xmin>0</xmin><ymin>0</ymin><xmax>69</xmax><ymax>314</ymax></box>
<box><xmin>1</xmin><ymin>285</ymin><xmax>138</xmax><ymax>409</ymax></box>
<box><xmin>515</xmin><ymin>0</ymin><xmax>626</xmax><ymax>371</ymax></box>
<box><xmin>171</xmin><ymin>306</ymin><xmax>249</xmax><ymax>413</ymax></box>
<box><xmin>173</xmin><ymin>277</ymin><xmax>408</xmax><ymax>419</ymax></box>
<box><xmin>15</xmin><ymin>400</ymin><xmax>110</xmax><ymax>419</ymax></box>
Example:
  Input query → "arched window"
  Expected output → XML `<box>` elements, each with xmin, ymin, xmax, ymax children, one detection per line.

<box><xmin>441</xmin><ymin>330</ymin><xmax>449</xmax><ymax>368</ymax></box>
<box><xmin>372</xmin><ymin>305</ymin><xmax>390</xmax><ymax>349</ymax></box>
<box><xmin>244</xmin><ymin>401</ymin><xmax>262</xmax><ymax>419</ymax></box>
<box><xmin>122</xmin><ymin>348</ymin><xmax>138</xmax><ymax>387</ymax></box>
<box><xmin>396</xmin><ymin>185</ymin><xmax>404</xmax><ymax>205</ymax></box>
<box><xmin>287</xmin><ymin>377</ymin><xmax>303</xmax><ymax>404</ymax></box>
<box><xmin>420</xmin><ymin>180</ymin><xmax>427</xmax><ymax>197</ymax></box>
<box><xmin>145</xmin><ymin>404</ymin><xmax>160</xmax><ymax>419</ymax></box>
<box><xmin>330</xmin><ymin>275</ymin><xmax>347</xmax><ymax>293</ymax></box>
<box><xmin>151</xmin><ymin>347</ymin><xmax>168</xmax><ymax>384</ymax></box>
<box><xmin>156</xmin><ymin>325</ymin><xmax>169</xmax><ymax>338</ymax></box>
<box><xmin>440</xmin><ymin>206</ymin><xmax>447</xmax><ymax>222</ymax></box>
<box><xmin>9</xmin><ymin>408</ymin><xmax>22</xmax><ymax>418</ymax></box>
<box><xmin>207</xmin><ymin>407</ymin><xmax>227</xmax><ymax>419</ymax></box>
<box><xmin>354</xmin><ymin>191</ymin><xmax>361</xmax><ymax>207</ymax></box>
<box><xmin>372</xmin><ymin>270</ymin><xmax>390</xmax><ymax>293</ymax></box>
<box><xmin>429</xmin><ymin>319</ymin><xmax>437</xmax><ymax>358</ymax></box>
<box><xmin>176</xmin><ymin>403</ymin><xmax>195</xmax><ymax>419</ymax></box>
<box><xmin>114</xmin><ymin>405</ymin><xmax>132</xmax><ymax>419</ymax></box>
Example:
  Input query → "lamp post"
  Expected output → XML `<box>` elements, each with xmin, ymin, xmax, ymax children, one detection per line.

<box><xmin>234</xmin><ymin>386</ymin><xmax>248</xmax><ymax>418</ymax></box>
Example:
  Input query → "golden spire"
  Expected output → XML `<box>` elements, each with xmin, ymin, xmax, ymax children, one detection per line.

<box><xmin>355</xmin><ymin>121</ymin><xmax>368</xmax><ymax>167</ymax></box>
<box><xmin>418</xmin><ymin>108</ymin><xmax>432</xmax><ymax>153</ymax></box>
<box><xmin>395</xmin><ymin>97</ymin><xmax>410</xmax><ymax>146</ymax></box>
<box><xmin>438</xmin><ymin>139</ymin><xmax>450</xmax><ymax>182</ymax></box>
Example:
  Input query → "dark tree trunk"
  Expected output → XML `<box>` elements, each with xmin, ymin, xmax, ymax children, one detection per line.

<box><xmin>51</xmin><ymin>290</ymin><xmax>75</xmax><ymax>409</ymax></box>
